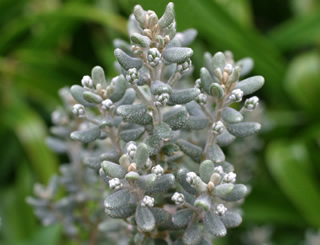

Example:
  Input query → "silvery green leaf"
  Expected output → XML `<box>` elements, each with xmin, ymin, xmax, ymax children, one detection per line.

<box><xmin>99</xmin><ymin>119</ymin><xmax>113</xmax><ymax>128</ymax></box>
<box><xmin>199</xmin><ymin>239</ymin><xmax>212</xmax><ymax>245</ymax></box>
<box><xmin>217</xmin><ymin>161</ymin><xmax>234</xmax><ymax>173</ymax></box>
<box><xmin>125</xmin><ymin>171</ymin><xmax>140</xmax><ymax>180</ymax></box>
<box><xmin>114</xmin><ymin>48</ymin><xmax>143</xmax><ymax>70</ymax></box>
<box><xmin>101</xmin><ymin>161</ymin><xmax>127</xmax><ymax>179</ymax></box>
<box><xmin>204</xmin><ymin>211</ymin><xmax>227</xmax><ymax>237</ymax></box>
<box><xmin>183</xmin><ymin>224</ymin><xmax>201</xmax><ymax>245</ymax></box>
<box><xmin>163</xmin><ymin>106</ymin><xmax>188</xmax><ymax>130</ymax></box>
<box><xmin>166</xmin><ymin>37</ymin><xmax>181</xmax><ymax>49</ymax></box>
<box><xmin>159</xmin><ymin>2</ymin><xmax>175</xmax><ymax>28</ymax></box>
<box><xmin>109</xmin><ymin>75</ymin><xmax>127</xmax><ymax>102</ymax></box>
<box><xmin>145</xmin><ymin>135</ymin><xmax>161</xmax><ymax>155</ymax></box>
<box><xmin>222</xmin><ymin>107</ymin><xmax>243</xmax><ymax>124</ymax></box>
<box><xmin>134</xmin><ymin>143</ymin><xmax>149</xmax><ymax>169</ymax></box>
<box><xmin>176</xmin><ymin>139</ymin><xmax>202</xmax><ymax>162</ymax></box>
<box><xmin>130</xmin><ymin>33</ymin><xmax>151</xmax><ymax>48</ymax></box>
<box><xmin>212</xmin><ymin>52</ymin><xmax>226</xmax><ymax>73</ymax></box>
<box><xmin>83</xmin><ymin>156</ymin><xmax>101</xmax><ymax>170</ymax></box>
<box><xmin>154</xmin><ymin>122</ymin><xmax>172</xmax><ymax>141</ymax></box>
<box><xmin>114</xmin><ymin>88</ymin><xmax>136</xmax><ymax>109</ymax></box>
<box><xmin>209</xmin><ymin>83</ymin><xmax>224</xmax><ymax>98</ymax></box>
<box><xmin>177</xmin><ymin>168</ymin><xmax>198</xmax><ymax>195</ymax></box>
<box><xmin>204</xmin><ymin>52</ymin><xmax>214</xmax><ymax>75</ymax></box>
<box><xmin>200</xmin><ymin>67</ymin><xmax>213</xmax><ymax>94</ymax></box>
<box><xmin>207</xmin><ymin>144</ymin><xmax>225</xmax><ymax>163</ymax></box>
<box><xmin>227</xmin><ymin>122</ymin><xmax>261</xmax><ymax>137</ymax></box>
<box><xmin>194</xmin><ymin>176</ymin><xmax>208</xmax><ymax>193</ymax></box>
<box><xmin>133</xmin><ymin>5</ymin><xmax>146</xmax><ymax>28</ymax></box>
<box><xmin>165</xmin><ymin>24</ymin><xmax>177</xmax><ymax>40</ymax></box>
<box><xmin>136</xmin><ymin>174</ymin><xmax>157</xmax><ymax>190</ymax></box>
<box><xmin>46</xmin><ymin>137</ymin><xmax>67</xmax><ymax>153</ymax></box>
<box><xmin>100</xmin><ymin>151</ymin><xmax>120</xmax><ymax>163</ymax></box>
<box><xmin>219</xmin><ymin>184</ymin><xmax>247</xmax><ymax>202</ymax></box>
<box><xmin>120</xmin><ymin>127</ymin><xmax>145</xmax><ymax>142</ymax></box>
<box><xmin>185</xmin><ymin>101</ymin><xmax>205</xmax><ymax>117</ymax></box>
<box><xmin>163</xmin><ymin>47</ymin><xmax>193</xmax><ymax>63</ymax></box>
<box><xmin>150</xmin><ymin>81</ymin><xmax>172</xmax><ymax>95</ymax></box>
<box><xmin>150</xmin><ymin>208</ymin><xmax>171</xmax><ymax>227</ymax></box>
<box><xmin>168</xmin><ymin>88</ymin><xmax>200</xmax><ymax>105</ymax></box>
<box><xmin>104</xmin><ymin>189</ymin><xmax>133</xmax><ymax>210</ymax></box>
<box><xmin>147</xmin><ymin>174</ymin><xmax>175</xmax><ymax>193</ymax></box>
<box><xmin>50</xmin><ymin>126</ymin><xmax>70</xmax><ymax>138</ymax></box>
<box><xmin>178</xmin><ymin>29</ymin><xmax>197</xmax><ymax>46</ymax></box>
<box><xmin>70</xmin><ymin>85</ymin><xmax>96</xmax><ymax>107</ymax></box>
<box><xmin>117</xmin><ymin>104</ymin><xmax>152</xmax><ymax>125</ymax></box>
<box><xmin>199</xmin><ymin>160</ymin><xmax>215</xmax><ymax>183</ymax></box>
<box><xmin>106</xmin><ymin>202</ymin><xmax>136</xmax><ymax>218</ymax></box>
<box><xmin>70</xmin><ymin>126</ymin><xmax>100</xmax><ymax>143</ymax></box>
<box><xmin>213</xmin><ymin>183</ymin><xmax>235</xmax><ymax>198</ymax></box>
<box><xmin>194</xmin><ymin>194</ymin><xmax>211</xmax><ymax>210</ymax></box>
<box><xmin>113</xmin><ymin>39</ymin><xmax>133</xmax><ymax>56</ymax></box>
<box><xmin>235</xmin><ymin>75</ymin><xmax>264</xmax><ymax>95</ymax></box>
<box><xmin>83</xmin><ymin>91</ymin><xmax>103</xmax><ymax>104</ymax></box>
<box><xmin>220</xmin><ymin>211</ymin><xmax>242</xmax><ymax>228</ymax></box>
<box><xmin>91</xmin><ymin>66</ymin><xmax>107</xmax><ymax>87</ymax></box>
<box><xmin>236</xmin><ymin>57</ymin><xmax>254</xmax><ymax>77</ymax></box>
<box><xmin>97</xmin><ymin>219</ymin><xmax>125</xmax><ymax>232</ymax></box>
<box><xmin>172</xmin><ymin>208</ymin><xmax>193</xmax><ymax>228</ymax></box>
<box><xmin>136</xmin><ymin>205</ymin><xmax>155</xmax><ymax>232</ymax></box>
<box><xmin>128</xmin><ymin>14</ymin><xmax>142</xmax><ymax>36</ymax></box>
<box><xmin>216</xmin><ymin>130</ymin><xmax>236</xmax><ymax>147</ymax></box>
<box><xmin>181</xmin><ymin>189</ymin><xmax>196</xmax><ymax>204</ymax></box>
<box><xmin>161</xmin><ymin>143</ymin><xmax>180</xmax><ymax>156</ymax></box>
<box><xmin>183</xmin><ymin>116</ymin><xmax>209</xmax><ymax>130</ymax></box>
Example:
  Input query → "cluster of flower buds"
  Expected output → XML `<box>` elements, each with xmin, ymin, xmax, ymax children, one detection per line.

<box><xmin>81</xmin><ymin>75</ymin><xmax>94</xmax><ymax>88</ymax></box>
<box><xmin>126</xmin><ymin>68</ymin><xmax>139</xmax><ymax>84</ymax></box>
<box><xmin>101</xmin><ymin>99</ymin><xmax>114</xmax><ymax>111</ymax></box>
<box><xmin>72</xmin><ymin>104</ymin><xmax>85</xmax><ymax>117</ymax></box>
<box><xmin>229</xmin><ymin>89</ymin><xmax>244</xmax><ymax>102</ymax></box>
<box><xmin>154</xmin><ymin>93</ymin><xmax>170</xmax><ymax>107</ymax></box>
<box><xmin>147</xmin><ymin>48</ymin><xmax>161</xmax><ymax>66</ymax></box>
<box><xmin>171</xmin><ymin>192</ymin><xmax>185</xmax><ymax>205</ymax></box>
<box><xmin>244</xmin><ymin>96</ymin><xmax>259</xmax><ymax>111</ymax></box>
<box><xmin>211</xmin><ymin>121</ymin><xmax>225</xmax><ymax>135</ymax></box>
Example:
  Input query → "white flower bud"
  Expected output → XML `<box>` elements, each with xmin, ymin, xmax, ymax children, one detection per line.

<box><xmin>147</xmin><ymin>48</ymin><xmax>161</xmax><ymax>66</ymax></box>
<box><xmin>229</xmin><ymin>89</ymin><xmax>243</xmax><ymax>102</ymax></box>
<box><xmin>154</xmin><ymin>93</ymin><xmax>170</xmax><ymax>107</ymax></box>
<box><xmin>108</xmin><ymin>178</ymin><xmax>123</xmax><ymax>190</ymax></box>
<box><xmin>171</xmin><ymin>192</ymin><xmax>185</xmax><ymax>205</ymax></box>
<box><xmin>177</xmin><ymin>58</ymin><xmax>192</xmax><ymax>73</ymax></box>
<box><xmin>186</xmin><ymin>172</ymin><xmax>197</xmax><ymax>187</ymax></box>
<box><xmin>211</xmin><ymin>121</ymin><xmax>224</xmax><ymax>135</ymax></box>
<box><xmin>244</xmin><ymin>96</ymin><xmax>259</xmax><ymax>111</ymax></box>
<box><xmin>145</xmin><ymin>158</ymin><xmax>152</xmax><ymax>168</ymax></box>
<box><xmin>196</xmin><ymin>93</ymin><xmax>207</xmax><ymax>106</ymax></box>
<box><xmin>72</xmin><ymin>104</ymin><xmax>85</xmax><ymax>117</ymax></box>
<box><xmin>223</xmin><ymin>172</ymin><xmax>237</xmax><ymax>183</ymax></box>
<box><xmin>215</xmin><ymin>204</ymin><xmax>227</xmax><ymax>216</ymax></box>
<box><xmin>141</xmin><ymin>195</ymin><xmax>154</xmax><ymax>207</ymax></box>
<box><xmin>127</xmin><ymin>143</ymin><xmax>137</xmax><ymax>159</ymax></box>
<box><xmin>126</xmin><ymin>68</ymin><xmax>139</xmax><ymax>84</ymax></box>
<box><xmin>214</xmin><ymin>166</ymin><xmax>224</xmax><ymax>175</ymax></box>
<box><xmin>151</xmin><ymin>165</ymin><xmax>164</xmax><ymax>177</ymax></box>
<box><xmin>224</xmin><ymin>64</ymin><xmax>233</xmax><ymax>75</ymax></box>
<box><xmin>101</xmin><ymin>99</ymin><xmax>114</xmax><ymax>111</ymax></box>
<box><xmin>81</xmin><ymin>75</ymin><xmax>94</xmax><ymax>88</ymax></box>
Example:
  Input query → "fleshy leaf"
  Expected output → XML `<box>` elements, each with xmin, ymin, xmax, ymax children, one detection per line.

<box><xmin>227</xmin><ymin>122</ymin><xmax>261</xmax><ymax>137</ymax></box>
<box><xmin>235</xmin><ymin>75</ymin><xmax>264</xmax><ymax>95</ymax></box>
<box><xmin>135</xmin><ymin>205</ymin><xmax>156</xmax><ymax>232</ymax></box>
<box><xmin>204</xmin><ymin>211</ymin><xmax>227</xmax><ymax>237</ymax></box>
<box><xmin>70</xmin><ymin>126</ymin><xmax>100</xmax><ymax>143</ymax></box>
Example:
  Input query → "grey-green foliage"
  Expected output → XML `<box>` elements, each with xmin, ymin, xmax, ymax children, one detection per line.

<box><xmin>28</xmin><ymin>2</ymin><xmax>265</xmax><ymax>245</ymax></box>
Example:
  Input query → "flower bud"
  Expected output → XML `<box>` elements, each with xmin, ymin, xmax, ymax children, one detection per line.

<box><xmin>186</xmin><ymin>172</ymin><xmax>197</xmax><ymax>187</ymax></box>
<box><xmin>81</xmin><ymin>75</ymin><xmax>94</xmax><ymax>88</ymax></box>
<box><xmin>72</xmin><ymin>104</ymin><xmax>85</xmax><ymax>117</ymax></box>
<box><xmin>196</xmin><ymin>93</ymin><xmax>207</xmax><ymax>106</ymax></box>
<box><xmin>211</xmin><ymin>121</ymin><xmax>224</xmax><ymax>135</ymax></box>
<box><xmin>177</xmin><ymin>58</ymin><xmax>192</xmax><ymax>73</ymax></box>
<box><xmin>229</xmin><ymin>89</ymin><xmax>243</xmax><ymax>102</ymax></box>
<box><xmin>154</xmin><ymin>93</ymin><xmax>170</xmax><ymax>107</ymax></box>
<box><xmin>141</xmin><ymin>195</ymin><xmax>154</xmax><ymax>207</ymax></box>
<box><xmin>171</xmin><ymin>192</ymin><xmax>185</xmax><ymax>205</ymax></box>
<box><xmin>214</xmin><ymin>166</ymin><xmax>224</xmax><ymax>175</ymax></box>
<box><xmin>101</xmin><ymin>99</ymin><xmax>114</xmax><ymax>111</ymax></box>
<box><xmin>147</xmin><ymin>48</ymin><xmax>161</xmax><ymax>67</ymax></box>
<box><xmin>223</xmin><ymin>172</ymin><xmax>237</xmax><ymax>183</ymax></box>
<box><xmin>151</xmin><ymin>164</ymin><xmax>164</xmax><ymax>177</ymax></box>
<box><xmin>244</xmin><ymin>96</ymin><xmax>259</xmax><ymax>111</ymax></box>
<box><xmin>108</xmin><ymin>178</ymin><xmax>123</xmax><ymax>190</ymax></box>
<box><xmin>126</xmin><ymin>68</ymin><xmax>139</xmax><ymax>84</ymax></box>
<box><xmin>127</xmin><ymin>143</ymin><xmax>137</xmax><ymax>159</ymax></box>
<box><xmin>215</xmin><ymin>204</ymin><xmax>227</xmax><ymax>216</ymax></box>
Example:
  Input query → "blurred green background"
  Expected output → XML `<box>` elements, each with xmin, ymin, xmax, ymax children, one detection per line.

<box><xmin>0</xmin><ymin>0</ymin><xmax>320</xmax><ymax>244</ymax></box>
